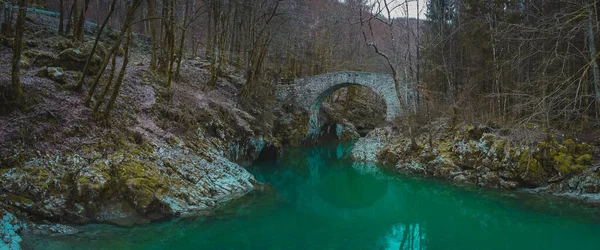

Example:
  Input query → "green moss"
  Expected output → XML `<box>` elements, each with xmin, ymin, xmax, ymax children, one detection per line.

<box><xmin>515</xmin><ymin>148</ymin><xmax>544</xmax><ymax>181</ymax></box>
<box><xmin>167</xmin><ymin>137</ymin><xmax>180</xmax><ymax>146</ymax></box>
<box><xmin>563</xmin><ymin>139</ymin><xmax>576</xmax><ymax>154</ymax></box>
<box><xmin>575</xmin><ymin>154</ymin><xmax>593</xmax><ymax>165</ymax></box>
<box><xmin>6</xmin><ymin>193</ymin><xmax>33</xmax><ymax>206</ymax></box>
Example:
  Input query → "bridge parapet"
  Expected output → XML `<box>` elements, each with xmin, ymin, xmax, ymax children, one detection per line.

<box><xmin>276</xmin><ymin>71</ymin><xmax>415</xmax><ymax>122</ymax></box>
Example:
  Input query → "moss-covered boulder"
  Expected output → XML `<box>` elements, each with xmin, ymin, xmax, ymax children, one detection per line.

<box><xmin>80</xmin><ymin>40</ymin><xmax>108</xmax><ymax>58</ymax></box>
<box><xmin>51</xmin><ymin>39</ymin><xmax>74</xmax><ymax>51</ymax></box>
<box><xmin>35</xmin><ymin>66</ymin><xmax>66</xmax><ymax>84</ymax></box>
<box><xmin>24</xmin><ymin>49</ymin><xmax>57</xmax><ymax>66</ymax></box>
<box><xmin>54</xmin><ymin>48</ymin><xmax>101</xmax><ymax>74</ymax></box>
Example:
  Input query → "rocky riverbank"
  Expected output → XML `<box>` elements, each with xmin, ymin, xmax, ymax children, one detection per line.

<box><xmin>0</xmin><ymin>12</ymin><xmax>285</xmax><ymax>249</ymax></box>
<box><xmin>351</xmin><ymin>121</ymin><xmax>600</xmax><ymax>204</ymax></box>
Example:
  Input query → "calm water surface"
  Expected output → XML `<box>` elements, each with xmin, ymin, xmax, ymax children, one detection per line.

<box><xmin>25</xmin><ymin>143</ymin><xmax>600</xmax><ymax>249</ymax></box>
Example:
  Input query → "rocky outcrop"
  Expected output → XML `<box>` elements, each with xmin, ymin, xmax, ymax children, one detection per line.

<box><xmin>350</xmin><ymin>127</ymin><xmax>395</xmax><ymax>164</ymax></box>
<box><xmin>1</xmin><ymin>209</ymin><xmax>23</xmax><ymax>250</ymax></box>
<box><xmin>0</xmin><ymin>141</ymin><xmax>257</xmax><ymax>227</ymax></box>
<box><xmin>351</xmin><ymin>123</ymin><xmax>599</xmax><ymax>202</ymax></box>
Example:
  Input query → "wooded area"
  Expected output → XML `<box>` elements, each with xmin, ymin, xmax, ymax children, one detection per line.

<box><xmin>0</xmin><ymin>0</ymin><xmax>599</xmax><ymax>130</ymax></box>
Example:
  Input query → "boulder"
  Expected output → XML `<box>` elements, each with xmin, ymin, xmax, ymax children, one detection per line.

<box><xmin>51</xmin><ymin>39</ymin><xmax>74</xmax><ymax>51</ymax></box>
<box><xmin>35</xmin><ymin>66</ymin><xmax>66</xmax><ymax>84</ymax></box>
<box><xmin>54</xmin><ymin>48</ymin><xmax>101</xmax><ymax>74</ymax></box>
<box><xmin>23</xmin><ymin>50</ymin><xmax>57</xmax><ymax>66</ymax></box>
<box><xmin>80</xmin><ymin>40</ymin><xmax>108</xmax><ymax>58</ymax></box>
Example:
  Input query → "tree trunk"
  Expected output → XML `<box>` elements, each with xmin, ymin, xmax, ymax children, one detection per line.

<box><xmin>103</xmin><ymin>29</ymin><xmax>133</xmax><ymax>120</ymax></box>
<box><xmin>147</xmin><ymin>0</ymin><xmax>158</xmax><ymax>70</ymax></box>
<box><xmin>589</xmin><ymin>0</ymin><xmax>600</xmax><ymax>103</ymax></box>
<box><xmin>175</xmin><ymin>0</ymin><xmax>191</xmax><ymax>78</ymax></box>
<box><xmin>11</xmin><ymin>0</ymin><xmax>27</xmax><ymax>107</ymax></box>
<box><xmin>65</xmin><ymin>0</ymin><xmax>76</xmax><ymax>35</ymax></box>
<box><xmin>85</xmin><ymin>0</ymin><xmax>143</xmax><ymax>106</ymax></box>
<box><xmin>75</xmin><ymin>0</ymin><xmax>118</xmax><ymax>91</ymax></box>
<box><xmin>2</xmin><ymin>0</ymin><xmax>16</xmax><ymax>36</ymax></box>
<box><xmin>58</xmin><ymin>0</ymin><xmax>64</xmax><ymax>34</ymax></box>
<box><xmin>92</xmin><ymin>49</ymin><xmax>118</xmax><ymax>114</ymax></box>
<box><xmin>74</xmin><ymin>0</ymin><xmax>92</xmax><ymax>42</ymax></box>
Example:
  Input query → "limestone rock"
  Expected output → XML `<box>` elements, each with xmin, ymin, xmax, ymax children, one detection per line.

<box><xmin>51</xmin><ymin>39</ymin><xmax>74</xmax><ymax>51</ymax></box>
<box><xmin>35</xmin><ymin>66</ymin><xmax>66</xmax><ymax>84</ymax></box>
<box><xmin>24</xmin><ymin>50</ymin><xmax>57</xmax><ymax>66</ymax></box>
<box><xmin>0</xmin><ymin>209</ymin><xmax>22</xmax><ymax>250</ymax></box>
<box><xmin>54</xmin><ymin>48</ymin><xmax>101</xmax><ymax>74</ymax></box>
<box><xmin>350</xmin><ymin>127</ymin><xmax>394</xmax><ymax>164</ymax></box>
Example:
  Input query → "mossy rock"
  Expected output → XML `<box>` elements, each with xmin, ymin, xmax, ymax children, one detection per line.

<box><xmin>24</xmin><ymin>49</ymin><xmax>57</xmax><ymax>66</ymax></box>
<box><xmin>117</xmin><ymin>159</ymin><xmax>165</xmax><ymax>212</ymax></box>
<box><xmin>465</xmin><ymin>124</ymin><xmax>491</xmax><ymax>140</ymax></box>
<box><xmin>80</xmin><ymin>41</ymin><xmax>108</xmax><ymax>58</ymax></box>
<box><xmin>35</xmin><ymin>66</ymin><xmax>66</xmax><ymax>84</ymax></box>
<box><xmin>54</xmin><ymin>48</ymin><xmax>101</xmax><ymax>74</ymax></box>
<box><xmin>74</xmin><ymin>161</ymin><xmax>111</xmax><ymax>203</ymax></box>
<box><xmin>51</xmin><ymin>39</ymin><xmax>74</xmax><ymax>51</ymax></box>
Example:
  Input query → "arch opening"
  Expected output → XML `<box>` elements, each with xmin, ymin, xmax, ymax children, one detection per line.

<box><xmin>309</xmin><ymin>82</ymin><xmax>387</xmax><ymax>139</ymax></box>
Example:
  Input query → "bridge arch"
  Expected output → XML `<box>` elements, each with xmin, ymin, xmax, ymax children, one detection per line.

<box><xmin>280</xmin><ymin>71</ymin><xmax>404</xmax><ymax>122</ymax></box>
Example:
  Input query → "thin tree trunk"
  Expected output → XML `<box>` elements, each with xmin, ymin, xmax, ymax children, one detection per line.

<box><xmin>11</xmin><ymin>0</ymin><xmax>27</xmax><ymax>107</ymax></box>
<box><xmin>103</xmin><ymin>29</ymin><xmax>133</xmax><ymax>120</ymax></box>
<box><xmin>58</xmin><ymin>0</ymin><xmax>64</xmax><ymax>34</ymax></box>
<box><xmin>175</xmin><ymin>0</ymin><xmax>191</xmax><ymax>78</ymax></box>
<box><xmin>147</xmin><ymin>0</ymin><xmax>158</xmax><ymax>70</ymax></box>
<box><xmin>165</xmin><ymin>0</ymin><xmax>176</xmax><ymax>87</ymax></box>
<box><xmin>2</xmin><ymin>0</ymin><xmax>16</xmax><ymax>36</ymax></box>
<box><xmin>74</xmin><ymin>0</ymin><xmax>92</xmax><ymax>42</ymax></box>
<box><xmin>589</xmin><ymin>0</ymin><xmax>600</xmax><ymax>103</ymax></box>
<box><xmin>85</xmin><ymin>0</ymin><xmax>143</xmax><ymax>106</ymax></box>
<box><xmin>75</xmin><ymin>0</ymin><xmax>118</xmax><ymax>90</ymax></box>
<box><xmin>65</xmin><ymin>0</ymin><xmax>76</xmax><ymax>35</ymax></box>
<box><xmin>92</xmin><ymin>49</ymin><xmax>118</xmax><ymax>113</ymax></box>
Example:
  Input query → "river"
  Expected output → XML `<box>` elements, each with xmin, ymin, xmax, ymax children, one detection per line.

<box><xmin>24</xmin><ymin>142</ymin><xmax>600</xmax><ymax>249</ymax></box>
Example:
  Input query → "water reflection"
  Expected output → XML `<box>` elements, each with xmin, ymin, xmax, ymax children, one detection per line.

<box><xmin>381</xmin><ymin>223</ymin><xmax>427</xmax><ymax>250</ymax></box>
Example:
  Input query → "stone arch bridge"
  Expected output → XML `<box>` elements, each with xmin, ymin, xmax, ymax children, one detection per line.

<box><xmin>276</xmin><ymin>71</ymin><xmax>416</xmax><ymax>122</ymax></box>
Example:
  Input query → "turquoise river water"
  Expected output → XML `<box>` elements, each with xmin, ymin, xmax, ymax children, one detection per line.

<box><xmin>25</xmin><ymin>143</ymin><xmax>600</xmax><ymax>249</ymax></box>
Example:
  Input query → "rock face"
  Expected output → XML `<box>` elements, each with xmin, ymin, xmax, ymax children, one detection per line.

<box><xmin>350</xmin><ymin>127</ymin><xmax>395</xmax><ymax>164</ymax></box>
<box><xmin>351</xmin><ymin>123</ymin><xmax>599</xmax><ymax>201</ymax></box>
<box><xmin>1</xmin><ymin>209</ymin><xmax>23</xmax><ymax>250</ymax></box>
<box><xmin>0</xmin><ymin>142</ymin><xmax>257</xmax><ymax>227</ymax></box>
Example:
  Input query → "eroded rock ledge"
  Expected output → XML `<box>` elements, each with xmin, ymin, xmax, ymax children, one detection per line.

<box><xmin>1</xmin><ymin>142</ymin><xmax>257</xmax><ymax>228</ymax></box>
<box><xmin>351</xmin><ymin>122</ymin><xmax>600</xmax><ymax>203</ymax></box>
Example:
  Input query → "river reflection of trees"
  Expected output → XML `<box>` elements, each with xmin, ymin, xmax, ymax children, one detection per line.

<box><xmin>381</xmin><ymin>223</ymin><xmax>427</xmax><ymax>250</ymax></box>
